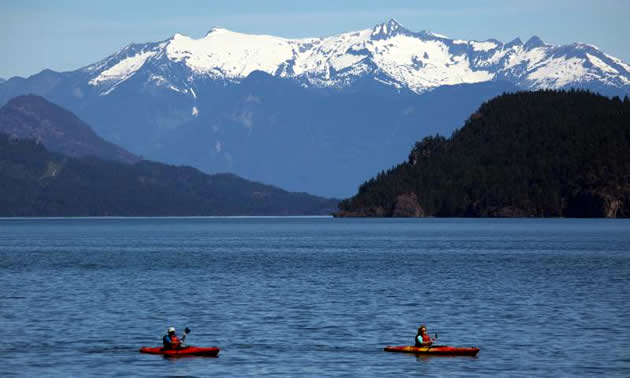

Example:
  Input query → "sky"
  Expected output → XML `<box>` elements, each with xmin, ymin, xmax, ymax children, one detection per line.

<box><xmin>1</xmin><ymin>0</ymin><xmax>629</xmax><ymax>79</ymax></box>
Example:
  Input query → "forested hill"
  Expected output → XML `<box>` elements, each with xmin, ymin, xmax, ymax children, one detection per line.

<box><xmin>0</xmin><ymin>95</ymin><xmax>139</xmax><ymax>164</ymax></box>
<box><xmin>337</xmin><ymin>90</ymin><xmax>630</xmax><ymax>218</ymax></box>
<box><xmin>0</xmin><ymin>133</ymin><xmax>338</xmax><ymax>216</ymax></box>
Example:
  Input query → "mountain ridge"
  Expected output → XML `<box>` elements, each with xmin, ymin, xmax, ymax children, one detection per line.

<box><xmin>0</xmin><ymin>95</ymin><xmax>139</xmax><ymax>163</ymax></box>
<box><xmin>3</xmin><ymin>19</ymin><xmax>629</xmax><ymax>97</ymax></box>
<box><xmin>0</xmin><ymin>133</ymin><xmax>339</xmax><ymax>216</ymax></box>
<box><xmin>75</xmin><ymin>18</ymin><xmax>630</xmax><ymax>96</ymax></box>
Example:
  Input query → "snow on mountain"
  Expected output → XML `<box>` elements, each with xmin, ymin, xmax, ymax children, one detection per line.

<box><xmin>83</xmin><ymin>41</ymin><xmax>167</xmax><ymax>95</ymax></box>
<box><xmin>89</xmin><ymin>50</ymin><xmax>157</xmax><ymax>86</ymax></box>
<box><xmin>166</xmin><ymin>28</ymin><xmax>306</xmax><ymax>78</ymax></box>
<box><xmin>84</xmin><ymin>19</ymin><xmax>630</xmax><ymax>95</ymax></box>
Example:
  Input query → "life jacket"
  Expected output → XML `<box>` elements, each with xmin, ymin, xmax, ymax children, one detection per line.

<box><xmin>415</xmin><ymin>333</ymin><xmax>431</xmax><ymax>346</ymax></box>
<box><xmin>164</xmin><ymin>334</ymin><xmax>181</xmax><ymax>349</ymax></box>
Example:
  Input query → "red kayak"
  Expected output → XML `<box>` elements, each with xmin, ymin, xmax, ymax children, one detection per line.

<box><xmin>384</xmin><ymin>345</ymin><xmax>479</xmax><ymax>356</ymax></box>
<box><xmin>139</xmin><ymin>346</ymin><xmax>220</xmax><ymax>357</ymax></box>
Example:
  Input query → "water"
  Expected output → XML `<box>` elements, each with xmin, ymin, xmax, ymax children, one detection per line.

<box><xmin>0</xmin><ymin>218</ymin><xmax>629</xmax><ymax>377</ymax></box>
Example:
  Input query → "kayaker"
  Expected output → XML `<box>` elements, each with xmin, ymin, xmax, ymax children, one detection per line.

<box><xmin>415</xmin><ymin>325</ymin><xmax>435</xmax><ymax>347</ymax></box>
<box><xmin>163</xmin><ymin>327</ymin><xmax>181</xmax><ymax>350</ymax></box>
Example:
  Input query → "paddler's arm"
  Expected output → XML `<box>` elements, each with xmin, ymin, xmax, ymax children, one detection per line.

<box><xmin>163</xmin><ymin>335</ymin><xmax>173</xmax><ymax>349</ymax></box>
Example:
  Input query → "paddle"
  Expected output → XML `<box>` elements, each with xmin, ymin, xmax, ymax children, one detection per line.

<box><xmin>424</xmin><ymin>332</ymin><xmax>439</xmax><ymax>350</ymax></box>
<box><xmin>181</xmin><ymin>327</ymin><xmax>191</xmax><ymax>346</ymax></box>
<box><xmin>429</xmin><ymin>333</ymin><xmax>447</xmax><ymax>348</ymax></box>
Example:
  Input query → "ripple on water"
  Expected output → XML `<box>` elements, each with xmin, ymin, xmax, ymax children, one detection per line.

<box><xmin>0</xmin><ymin>218</ymin><xmax>628</xmax><ymax>377</ymax></box>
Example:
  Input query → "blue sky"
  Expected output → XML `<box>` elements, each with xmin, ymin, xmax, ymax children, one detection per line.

<box><xmin>2</xmin><ymin>0</ymin><xmax>629</xmax><ymax>79</ymax></box>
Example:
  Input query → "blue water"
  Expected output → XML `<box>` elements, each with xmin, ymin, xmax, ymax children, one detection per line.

<box><xmin>0</xmin><ymin>218</ymin><xmax>629</xmax><ymax>377</ymax></box>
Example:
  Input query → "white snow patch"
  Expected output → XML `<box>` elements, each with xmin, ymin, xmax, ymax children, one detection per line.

<box><xmin>168</xmin><ymin>85</ymin><xmax>184</xmax><ymax>93</ymax></box>
<box><xmin>367</xmin><ymin>35</ymin><xmax>493</xmax><ymax>91</ymax></box>
<box><xmin>528</xmin><ymin>57</ymin><xmax>588</xmax><ymax>87</ymax></box>
<box><xmin>604</xmin><ymin>53</ymin><xmax>630</xmax><ymax>73</ymax></box>
<box><xmin>373</xmin><ymin>77</ymin><xmax>402</xmax><ymax>88</ymax></box>
<box><xmin>215</xmin><ymin>141</ymin><xmax>222</xmax><ymax>153</ymax></box>
<box><xmin>89</xmin><ymin>50</ymin><xmax>156</xmax><ymax>85</ymax></box>
<box><xmin>84</xmin><ymin>59</ymin><xmax>109</xmax><ymax>73</ymax></box>
<box><xmin>100</xmin><ymin>85</ymin><xmax>118</xmax><ymax>96</ymax></box>
<box><xmin>166</xmin><ymin>30</ymin><xmax>314</xmax><ymax>78</ymax></box>
<box><xmin>525</xmin><ymin>48</ymin><xmax>551</xmax><ymax>71</ymax></box>
<box><xmin>470</xmin><ymin>41</ymin><xmax>498</xmax><ymax>51</ymax></box>
<box><xmin>192</xmin><ymin>106</ymin><xmax>199</xmax><ymax>116</ymax></box>
<box><xmin>485</xmin><ymin>50</ymin><xmax>505</xmax><ymax>65</ymax></box>
<box><xmin>428</xmin><ymin>32</ymin><xmax>449</xmax><ymax>39</ymax></box>
<box><xmin>292</xmin><ymin>29</ymin><xmax>371</xmax><ymax>76</ymax></box>
<box><xmin>503</xmin><ymin>47</ymin><xmax>547</xmax><ymax>71</ymax></box>
<box><xmin>330</xmin><ymin>52</ymin><xmax>366</xmax><ymax>71</ymax></box>
<box><xmin>149</xmin><ymin>74</ymin><xmax>168</xmax><ymax>85</ymax></box>
<box><xmin>587</xmin><ymin>54</ymin><xmax>619</xmax><ymax>74</ymax></box>
<box><xmin>576</xmin><ymin>42</ymin><xmax>600</xmax><ymax>50</ymax></box>
<box><xmin>189</xmin><ymin>87</ymin><xmax>197</xmax><ymax>98</ymax></box>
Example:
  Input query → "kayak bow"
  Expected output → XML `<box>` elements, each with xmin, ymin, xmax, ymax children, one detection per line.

<box><xmin>139</xmin><ymin>346</ymin><xmax>220</xmax><ymax>357</ymax></box>
<box><xmin>384</xmin><ymin>345</ymin><xmax>479</xmax><ymax>356</ymax></box>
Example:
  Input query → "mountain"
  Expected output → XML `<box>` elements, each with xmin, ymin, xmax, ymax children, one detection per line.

<box><xmin>1</xmin><ymin>20</ymin><xmax>628</xmax><ymax>197</ymax></box>
<box><xmin>336</xmin><ymin>90</ymin><xmax>630</xmax><ymax>218</ymax></box>
<box><xmin>0</xmin><ymin>95</ymin><xmax>139</xmax><ymax>163</ymax></box>
<box><xmin>0</xmin><ymin>132</ymin><xmax>338</xmax><ymax>216</ymax></box>
<box><xmin>77</xmin><ymin>18</ymin><xmax>630</xmax><ymax>95</ymax></box>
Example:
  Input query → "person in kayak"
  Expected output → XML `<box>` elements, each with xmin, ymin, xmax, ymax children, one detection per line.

<box><xmin>415</xmin><ymin>325</ymin><xmax>435</xmax><ymax>347</ymax></box>
<box><xmin>163</xmin><ymin>327</ymin><xmax>181</xmax><ymax>350</ymax></box>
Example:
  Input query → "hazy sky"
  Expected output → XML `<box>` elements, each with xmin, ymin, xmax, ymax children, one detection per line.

<box><xmin>1</xmin><ymin>0</ymin><xmax>629</xmax><ymax>79</ymax></box>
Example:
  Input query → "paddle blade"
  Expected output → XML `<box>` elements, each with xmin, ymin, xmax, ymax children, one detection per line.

<box><xmin>185</xmin><ymin>327</ymin><xmax>191</xmax><ymax>334</ymax></box>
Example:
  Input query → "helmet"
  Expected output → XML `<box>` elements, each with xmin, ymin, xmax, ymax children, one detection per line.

<box><xmin>167</xmin><ymin>327</ymin><xmax>176</xmax><ymax>334</ymax></box>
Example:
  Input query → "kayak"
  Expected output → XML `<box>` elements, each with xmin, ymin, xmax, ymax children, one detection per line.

<box><xmin>384</xmin><ymin>345</ymin><xmax>479</xmax><ymax>356</ymax></box>
<box><xmin>139</xmin><ymin>346</ymin><xmax>220</xmax><ymax>357</ymax></box>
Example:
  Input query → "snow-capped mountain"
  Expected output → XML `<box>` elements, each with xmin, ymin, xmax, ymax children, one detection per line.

<box><xmin>1</xmin><ymin>20</ymin><xmax>629</xmax><ymax>197</ymax></box>
<box><xmin>83</xmin><ymin>18</ymin><xmax>630</xmax><ymax>96</ymax></box>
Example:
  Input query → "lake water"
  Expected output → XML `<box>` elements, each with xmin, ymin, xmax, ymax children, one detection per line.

<box><xmin>0</xmin><ymin>217</ymin><xmax>629</xmax><ymax>377</ymax></box>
